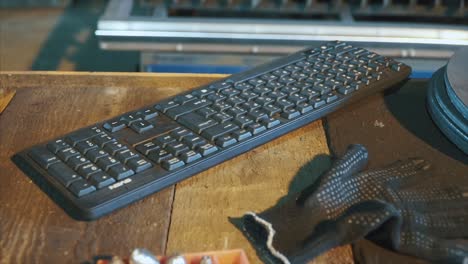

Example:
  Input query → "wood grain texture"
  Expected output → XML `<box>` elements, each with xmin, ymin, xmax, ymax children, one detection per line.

<box><xmin>0</xmin><ymin>72</ymin><xmax>353</xmax><ymax>264</ymax></box>
<box><xmin>0</xmin><ymin>89</ymin><xmax>15</xmax><ymax>114</ymax></box>
<box><xmin>165</xmin><ymin>119</ymin><xmax>353</xmax><ymax>264</ymax></box>
<box><xmin>0</xmin><ymin>72</ymin><xmax>218</xmax><ymax>264</ymax></box>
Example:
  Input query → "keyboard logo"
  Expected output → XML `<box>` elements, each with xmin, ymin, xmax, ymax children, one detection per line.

<box><xmin>108</xmin><ymin>178</ymin><xmax>132</xmax><ymax>190</ymax></box>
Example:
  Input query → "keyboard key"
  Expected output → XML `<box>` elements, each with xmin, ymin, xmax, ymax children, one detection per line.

<box><xmin>77</xmin><ymin>163</ymin><xmax>102</xmax><ymax>179</ymax></box>
<box><xmin>48</xmin><ymin>162</ymin><xmax>81</xmax><ymax>187</ymax></box>
<box><xmin>252</xmin><ymin>86</ymin><xmax>271</xmax><ymax>96</ymax></box>
<box><xmin>108</xmin><ymin>164</ymin><xmax>135</xmax><ymax>180</ymax></box>
<box><xmin>67</xmin><ymin>155</ymin><xmax>91</xmax><ymax>170</ymax></box>
<box><xmin>232</xmin><ymin>129</ymin><xmax>252</xmax><ymax>141</ymax></box>
<box><xmin>103</xmin><ymin>141</ymin><xmax>127</xmax><ymax>155</ymax></box>
<box><xmin>182</xmin><ymin>135</ymin><xmax>207</xmax><ymax>149</ymax></box>
<box><xmin>103</xmin><ymin>120</ymin><xmax>126</xmax><ymax>133</ymax></box>
<box><xmin>86</xmin><ymin>148</ymin><xmax>109</xmax><ymax>163</ymax></box>
<box><xmin>248</xmin><ymin>78</ymin><xmax>266</xmax><ymax>87</ymax></box>
<box><xmin>281</xmin><ymin>109</ymin><xmax>301</xmax><ymax>120</ymax></box>
<box><xmin>209</xmin><ymin>81</ymin><xmax>232</xmax><ymax>91</ymax></box>
<box><xmin>338</xmin><ymin>86</ymin><xmax>354</xmax><ymax>95</ymax></box>
<box><xmin>248</xmin><ymin>109</ymin><xmax>268</xmax><ymax>122</ymax></box>
<box><xmin>275</xmin><ymin>99</ymin><xmax>294</xmax><ymax>110</ymax></box>
<box><xmin>296</xmin><ymin>102</ymin><xmax>314</xmax><ymax>114</ymax></box>
<box><xmin>75</xmin><ymin>140</ymin><xmax>98</xmax><ymax>154</ymax></box>
<box><xmin>234</xmin><ymin>82</ymin><xmax>253</xmax><ymax>91</ymax></box>
<box><xmin>166</xmin><ymin>99</ymin><xmax>212</xmax><ymax>119</ymax></box>
<box><xmin>247</xmin><ymin>123</ymin><xmax>266</xmax><ymax>135</ymax></box>
<box><xmin>201</xmin><ymin>122</ymin><xmax>239</xmax><ymax>141</ymax></box>
<box><xmin>29</xmin><ymin>147</ymin><xmax>60</xmax><ymax>169</ymax></box>
<box><xmin>174</xmin><ymin>94</ymin><xmax>197</xmax><ymax>104</ymax></box>
<box><xmin>179</xmin><ymin>150</ymin><xmax>202</xmax><ymax>163</ymax></box>
<box><xmin>135</xmin><ymin>141</ymin><xmax>160</xmax><ymax>155</ymax></box>
<box><xmin>226</xmin><ymin>96</ymin><xmax>245</xmax><ymax>106</ymax></box>
<box><xmin>47</xmin><ymin>139</ymin><xmax>69</xmax><ymax>154</ymax></box>
<box><xmin>288</xmin><ymin>94</ymin><xmax>308</xmax><ymax>105</ymax></box>
<box><xmin>65</xmin><ymin>129</ymin><xmax>100</xmax><ymax>146</ymax></box>
<box><xmin>137</xmin><ymin>108</ymin><xmax>158</xmax><ymax>120</ymax></box>
<box><xmin>212</xmin><ymin>113</ymin><xmax>232</xmax><ymax>123</ymax></box>
<box><xmin>115</xmin><ymin>149</ymin><xmax>140</xmax><ymax>163</ymax></box>
<box><xmin>147</xmin><ymin>149</ymin><xmax>172</xmax><ymax>163</ymax></box>
<box><xmin>266</xmin><ymin>81</ymin><xmax>283</xmax><ymax>90</ymax></box>
<box><xmin>221</xmin><ymin>88</ymin><xmax>240</xmax><ymax>97</ymax></box>
<box><xmin>215</xmin><ymin>135</ymin><xmax>237</xmax><ymax>148</ymax></box>
<box><xmin>255</xmin><ymin>96</ymin><xmax>275</xmax><ymax>106</ymax></box>
<box><xmin>280</xmin><ymin>86</ymin><xmax>301</xmax><ymax>95</ymax></box>
<box><xmin>324</xmin><ymin>92</ymin><xmax>339</xmax><ymax>103</ymax></box>
<box><xmin>120</xmin><ymin>113</ymin><xmax>142</xmax><ymax>125</ymax></box>
<box><xmin>206</xmin><ymin>93</ymin><xmax>226</xmax><ymax>103</ymax></box>
<box><xmin>196</xmin><ymin>107</ymin><xmax>217</xmax><ymax>118</ymax></box>
<box><xmin>178</xmin><ymin>113</ymin><xmax>218</xmax><ymax>134</ymax></box>
<box><xmin>239</xmin><ymin>91</ymin><xmax>259</xmax><ymax>101</ymax></box>
<box><xmin>130</xmin><ymin>120</ymin><xmax>154</xmax><ymax>133</ymax></box>
<box><xmin>312</xmin><ymin>97</ymin><xmax>326</xmax><ymax>108</ymax></box>
<box><xmin>233</xmin><ymin>115</ymin><xmax>254</xmax><ymax>128</ymax></box>
<box><xmin>192</xmin><ymin>88</ymin><xmax>214</xmax><ymax>98</ymax></box>
<box><xmin>170</xmin><ymin>127</ymin><xmax>193</xmax><ymax>140</ymax></box>
<box><xmin>262</xmin><ymin>104</ymin><xmax>281</xmax><ymax>116</ymax></box>
<box><xmin>56</xmin><ymin>147</ymin><xmax>80</xmax><ymax>162</ymax></box>
<box><xmin>212</xmin><ymin>102</ymin><xmax>231</xmax><ymax>112</ymax></box>
<box><xmin>127</xmin><ymin>157</ymin><xmax>152</xmax><ymax>173</ymax></box>
<box><xmin>155</xmin><ymin>100</ymin><xmax>179</xmax><ymax>113</ymax></box>
<box><xmin>241</xmin><ymin>101</ymin><xmax>261</xmax><ymax>111</ymax></box>
<box><xmin>166</xmin><ymin>142</ymin><xmax>190</xmax><ymax>156</ymax></box>
<box><xmin>196</xmin><ymin>143</ymin><xmax>218</xmax><ymax>156</ymax></box>
<box><xmin>268</xmin><ymin>91</ymin><xmax>287</xmax><ymax>101</ymax></box>
<box><xmin>260</xmin><ymin>117</ymin><xmax>281</xmax><ymax>128</ymax></box>
<box><xmin>96</xmin><ymin>156</ymin><xmax>120</xmax><ymax>171</ymax></box>
<box><xmin>92</xmin><ymin>134</ymin><xmax>116</xmax><ymax>147</ymax></box>
<box><xmin>89</xmin><ymin>172</ymin><xmax>115</xmax><ymax>189</ymax></box>
<box><xmin>154</xmin><ymin>134</ymin><xmax>176</xmax><ymax>148</ymax></box>
<box><xmin>161</xmin><ymin>157</ymin><xmax>185</xmax><ymax>171</ymax></box>
<box><xmin>300</xmin><ymin>88</ymin><xmax>320</xmax><ymax>99</ymax></box>
<box><xmin>312</xmin><ymin>83</ymin><xmax>332</xmax><ymax>95</ymax></box>
<box><xmin>226</xmin><ymin>106</ymin><xmax>247</xmax><ymax>117</ymax></box>
<box><xmin>69</xmin><ymin>179</ymin><xmax>96</xmax><ymax>197</ymax></box>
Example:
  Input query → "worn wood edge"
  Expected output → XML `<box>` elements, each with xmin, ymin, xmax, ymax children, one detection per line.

<box><xmin>0</xmin><ymin>72</ymin><xmax>228</xmax><ymax>91</ymax></box>
<box><xmin>0</xmin><ymin>71</ymin><xmax>226</xmax><ymax>78</ymax></box>
<box><xmin>0</xmin><ymin>90</ymin><xmax>16</xmax><ymax>114</ymax></box>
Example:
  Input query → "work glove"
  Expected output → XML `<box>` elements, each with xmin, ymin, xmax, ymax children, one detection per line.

<box><xmin>237</xmin><ymin>144</ymin><xmax>468</xmax><ymax>263</ymax></box>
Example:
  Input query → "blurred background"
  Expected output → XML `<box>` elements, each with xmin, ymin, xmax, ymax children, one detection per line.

<box><xmin>1</xmin><ymin>0</ymin><xmax>468</xmax><ymax>77</ymax></box>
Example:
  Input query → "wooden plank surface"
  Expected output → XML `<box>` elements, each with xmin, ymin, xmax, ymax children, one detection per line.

<box><xmin>0</xmin><ymin>72</ymin><xmax>219</xmax><ymax>263</ymax></box>
<box><xmin>0</xmin><ymin>89</ymin><xmax>15</xmax><ymax>114</ymax></box>
<box><xmin>0</xmin><ymin>72</ymin><xmax>352</xmax><ymax>264</ymax></box>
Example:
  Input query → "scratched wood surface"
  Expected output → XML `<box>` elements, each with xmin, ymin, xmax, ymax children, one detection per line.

<box><xmin>0</xmin><ymin>72</ymin><xmax>352</xmax><ymax>264</ymax></box>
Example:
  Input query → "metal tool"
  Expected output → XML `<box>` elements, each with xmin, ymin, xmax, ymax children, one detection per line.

<box><xmin>129</xmin><ymin>248</ymin><xmax>160</xmax><ymax>264</ymax></box>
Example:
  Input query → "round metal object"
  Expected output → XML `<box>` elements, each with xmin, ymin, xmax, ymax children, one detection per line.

<box><xmin>446</xmin><ymin>47</ymin><xmax>468</xmax><ymax>118</ymax></box>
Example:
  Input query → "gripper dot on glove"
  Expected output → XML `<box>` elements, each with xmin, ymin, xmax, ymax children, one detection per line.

<box><xmin>238</xmin><ymin>144</ymin><xmax>468</xmax><ymax>264</ymax></box>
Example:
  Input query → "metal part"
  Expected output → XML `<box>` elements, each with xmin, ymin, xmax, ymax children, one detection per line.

<box><xmin>129</xmin><ymin>248</ymin><xmax>160</xmax><ymax>264</ymax></box>
<box><xmin>199</xmin><ymin>255</ymin><xmax>213</xmax><ymax>264</ymax></box>
<box><xmin>446</xmin><ymin>48</ymin><xmax>468</xmax><ymax>107</ymax></box>
<box><xmin>166</xmin><ymin>255</ymin><xmax>187</xmax><ymax>264</ymax></box>
<box><xmin>97</xmin><ymin>0</ymin><xmax>468</xmax><ymax>53</ymax></box>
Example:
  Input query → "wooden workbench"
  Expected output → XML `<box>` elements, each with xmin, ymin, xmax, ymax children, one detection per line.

<box><xmin>0</xmin><ymin>72</ymin><xmax>352</xmax><ymax>263</ymax></box>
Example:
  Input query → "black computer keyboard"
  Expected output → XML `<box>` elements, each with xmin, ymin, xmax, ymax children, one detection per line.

<box><xmin>12</xmin><ymin>41</ymin><xmax>411</xmax><ymax>220</ymax></box>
